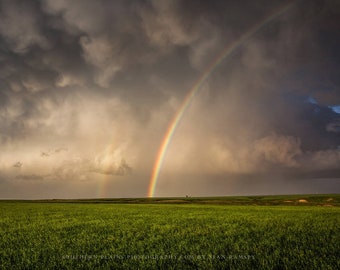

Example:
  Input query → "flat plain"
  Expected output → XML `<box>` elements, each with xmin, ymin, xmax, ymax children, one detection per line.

<box><xmin>0</xmin><ymin>194</ymin><xmax>339</xmax><ymax>269</ymax></box>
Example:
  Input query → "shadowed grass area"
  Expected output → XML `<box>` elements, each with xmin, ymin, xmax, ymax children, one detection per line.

<box><xmin>0</xmin><ymin>196</ymin><xmax>339</xmax><ymax>269</ymax></box>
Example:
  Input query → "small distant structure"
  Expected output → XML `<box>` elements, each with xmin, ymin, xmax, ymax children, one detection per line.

<box><xmin>298</xmin><ymin>199</ymin><xmax>308</xmax><ymax>203</ymax></box>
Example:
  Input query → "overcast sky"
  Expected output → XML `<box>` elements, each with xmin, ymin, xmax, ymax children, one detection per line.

<box><xmin>0</xmin><ymin>0</ymin><xmax>339</xmax><ymax>199</ymax></box>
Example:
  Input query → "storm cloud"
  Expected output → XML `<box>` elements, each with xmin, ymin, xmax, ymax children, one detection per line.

<box><xmin>0</xmin><ymin>0</ymin><xmax>339</xmax><ymax>198</ymax></box>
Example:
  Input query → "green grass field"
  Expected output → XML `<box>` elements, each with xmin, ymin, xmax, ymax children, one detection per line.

<box><xmin>1</xmin><ymin>195</ymin><xmax>339</xmax><ymax>269</ymax></box>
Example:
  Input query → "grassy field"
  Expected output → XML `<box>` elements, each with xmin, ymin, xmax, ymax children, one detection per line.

<box><xmin>0</xmin><ymin>195</ymin><xmax>339</xmax><ymax>269</ymax></box>
<box><xmin>25</xmin><ymin>193</ymin><xmax>340</xmax><ymax>206</ymax></box>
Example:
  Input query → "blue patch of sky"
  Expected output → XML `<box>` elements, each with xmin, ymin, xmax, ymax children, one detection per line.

<box><xmin>305</xmin><ymin>95</ymin><xmax>340</xmax><ymax>114</ymax></box>
<box><xmin>329</xmin><ymin>105</ymin><xmax>340</xmax><ymax>114</ymax></box>
<box><xmin>280</xmin><ymin>83</ymin><xmax>339</xmax><ymax>115</ymax></box>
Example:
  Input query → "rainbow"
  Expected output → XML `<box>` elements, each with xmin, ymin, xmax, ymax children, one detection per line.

<box><xmin>97</xmin><ymin>175</ymin><xmax>110</xmax><ymax>198</ymax></box>
<box><xmin>147</xmin><ymin>2</ymin><xmax>295</xmax><ymax>197</ymax></box>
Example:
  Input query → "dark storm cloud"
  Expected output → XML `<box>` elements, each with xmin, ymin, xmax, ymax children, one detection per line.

<box><xmin>0</xmin><ymin>0</ymin><xmax>337</xmax><ymax>102</ymax></box>
<box><xmin>0</xmin><ymin>0</ymin><xmax>339</xmax><ymax>198</ymax></box>
<box><xmin>266</xmin><ymin>95</ymin><xmax>340</xmax><ymax>151</ymax></box>
<box><xmin>0</xmin><ymin>0</ymin><xmax>48</xmax><ymax>53</ymax></box>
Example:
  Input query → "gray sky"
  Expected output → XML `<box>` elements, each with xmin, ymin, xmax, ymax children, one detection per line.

<box><xmin>0</xmin><ymin>0</ymin><xmax>339</xmax><ymax>199</ymax></box>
